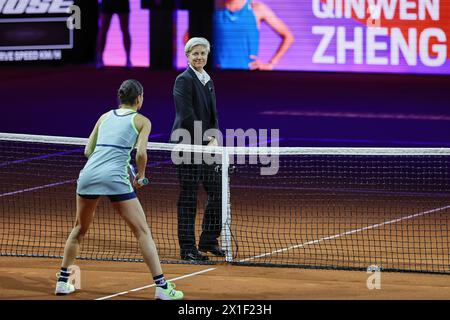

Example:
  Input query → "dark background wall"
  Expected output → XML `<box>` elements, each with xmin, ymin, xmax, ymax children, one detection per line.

<box><xmin>1</xmin><ymin>65</ymin><xmax>449</xmax><ymax>147</ymax></box>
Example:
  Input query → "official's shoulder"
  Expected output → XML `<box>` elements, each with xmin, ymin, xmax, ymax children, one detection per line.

<box><xmin>177</xmin><ymin>68</ymin><xmax>192</xmax><ymax>78</ymax></box>
<box><xmin>175</xmin><ymin>69</ymin><xmax>193</xmax><ymax>86</ymax></box>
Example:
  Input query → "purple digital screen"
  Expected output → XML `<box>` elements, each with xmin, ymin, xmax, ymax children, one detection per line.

<box><xmin>103</xmin><ymin>0</ymin><xmax>450</xmax><ymax>74</ymax></box>
<box><xmin>102</xmin><ymin>1</ymin><xmax>187</xmax><ymax>68</ymax></box>
<box><xmin>183</xmin><ymin>0</ymin><xmax>450</xmax><ymax>74</ymax></box>
<box><xmin>102</xmin><ymin>0</ymin><xmax>149</xmax><ymax>67</ymax></box>
<box><xmin>176</xmin><ymin>10</ymin><xmax>189</xmax><ymax>69</ymax></box>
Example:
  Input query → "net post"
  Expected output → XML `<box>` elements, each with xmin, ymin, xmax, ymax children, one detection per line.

<box><xmin>221</xmin><ymin>147</ymin><xmax>233</xmax><ymax>262</ymax></box>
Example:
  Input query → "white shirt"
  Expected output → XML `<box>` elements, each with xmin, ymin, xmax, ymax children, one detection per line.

<box><xmin>189</xmin><ymin>64</ymin><xmax>211</xmax><ymax>86</ymax></box>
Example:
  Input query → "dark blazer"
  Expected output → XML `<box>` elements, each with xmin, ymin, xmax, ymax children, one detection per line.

<box><xmin>170</xmin><ymin>67</ymin><xmax>219</xmax><ymax>145</ymax></box>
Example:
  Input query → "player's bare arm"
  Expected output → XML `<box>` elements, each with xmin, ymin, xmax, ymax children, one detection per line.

<box><xmin>134</xmin><ymin>114</ymin><xmax>151</xmax><ymax>181</ymax></box>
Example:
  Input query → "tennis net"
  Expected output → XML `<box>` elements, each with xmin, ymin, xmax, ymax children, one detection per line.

<box><xmin>1</xmin><ymin>132</ymin><xmax>449</xmax><ymax>274</ymax></box>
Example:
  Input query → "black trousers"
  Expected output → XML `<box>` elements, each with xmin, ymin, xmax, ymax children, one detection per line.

<box><xmin>100</xmin><ymin>0</ymin><xmax>130</xmax><ymax>13</ymax></box>
<box><xmin>177</xmin><ymin>163</ymin><xmax>222</xmax><ymax>251</ymax></box>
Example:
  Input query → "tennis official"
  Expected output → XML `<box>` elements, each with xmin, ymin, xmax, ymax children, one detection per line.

<box><xmin>170</xmin><ymin>38</ymin><xmax>225</xmax><ymax>262</ymax></box>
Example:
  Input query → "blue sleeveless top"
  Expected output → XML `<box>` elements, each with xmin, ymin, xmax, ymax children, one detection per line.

<box><xmin>77</xmin><ymin>109</ymin><xmax>139</xmax><ymax>195</ymax></box>
<box><xmin>213</xmin><ymin>0</ymin><xmax>259</xmax><ymax>70</ymax></box>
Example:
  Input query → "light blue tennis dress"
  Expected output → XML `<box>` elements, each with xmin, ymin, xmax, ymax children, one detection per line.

<box><xmin>76</xmin><ymin>109</ymin><xmax>139</xmax><ymax>200</ymax></box>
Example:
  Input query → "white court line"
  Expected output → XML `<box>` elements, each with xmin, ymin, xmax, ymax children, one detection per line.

<box><xmin>260</xmin><ymin>110</ymin><xmax>450</xmax><ymax>121</ymax></box>
<box><xmin>95</xmin><ymin>267</ymin><xmax>216</xmax><ymax>300</ymax></box>
<box><xmin>0</xmin><ymin>179</ymin><xmax>76</xmax><ymax>198</ymax></box>
<box><xmin>238</xmin><ymin>204</ymin><xmax>450</xmax><ymax>263</ymax></box>
<box><xmin>96</xmin><ymin>204</ymin><xmax>450</xmax><ymax>300</ymax></box>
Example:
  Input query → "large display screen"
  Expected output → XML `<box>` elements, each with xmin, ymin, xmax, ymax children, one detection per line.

<box><xmin>210</xmin><ymin>0</ymin><xmax>450</xmax><ymax>74</ymax></box>
<box><xmin>0</xmin><ymin>0</ymin><xmax>75</xmax><ymax>62</ymax></box>
<box><xmin>7</xmin><ymin>1</ymin><xmax>446</xmax><ymax>74</ymax></box>
<box><xmin>0</xmin><ymin>0</ymin><xmax>99</xmax><ymax>63</ymax></box>
<box><xmin>101</xmin><ymin>0</ymin><xmax>149</xmax><ymax>67</ymax></box>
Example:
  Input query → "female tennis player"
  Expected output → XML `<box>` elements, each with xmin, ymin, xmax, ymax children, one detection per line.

<box><xmin>55</xmin><ymin>79</ymin><xmax>183</xmax><ymax>300</ymax></box>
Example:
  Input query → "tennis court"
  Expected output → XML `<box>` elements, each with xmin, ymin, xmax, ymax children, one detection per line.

<box><xmin>1</xmin><ymin>133</ymin><xmax>450</xmax><ymax>299</ymax></box>
<box><xmin>2</xmin><ymin>258</ymin><xmax>450</xmax><ymax>300</ymax></box>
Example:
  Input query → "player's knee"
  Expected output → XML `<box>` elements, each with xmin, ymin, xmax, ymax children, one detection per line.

<box><xmin>72</xmin><ymin>224</ymin><xmax>88</xmax><ymax>239</ymax></box>
<box><xmin>78</xmin><ymin>226</ymin><xmax>89</xmax><ymax>237</ymax></box>
<box><xmin>133</xmin><ymin>224</ymin><xmax>150</xmax><ymax>238</ymax></box>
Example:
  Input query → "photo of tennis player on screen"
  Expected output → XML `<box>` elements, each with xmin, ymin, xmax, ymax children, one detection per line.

<box><xmin>213</xmin><ymin>0</ymin><xmax>294</xmax><ymax>70</ymax></box>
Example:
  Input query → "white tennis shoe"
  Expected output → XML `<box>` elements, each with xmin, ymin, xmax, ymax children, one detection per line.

<box><xmin>155</xmin><ymin>281</ymin><xmax>184</xmax><ymax>300</ymax></box>
<box><xmin>55</xmin><ymin>281</ymin><xmax>75</xmax><ymax>295</ymax></box>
